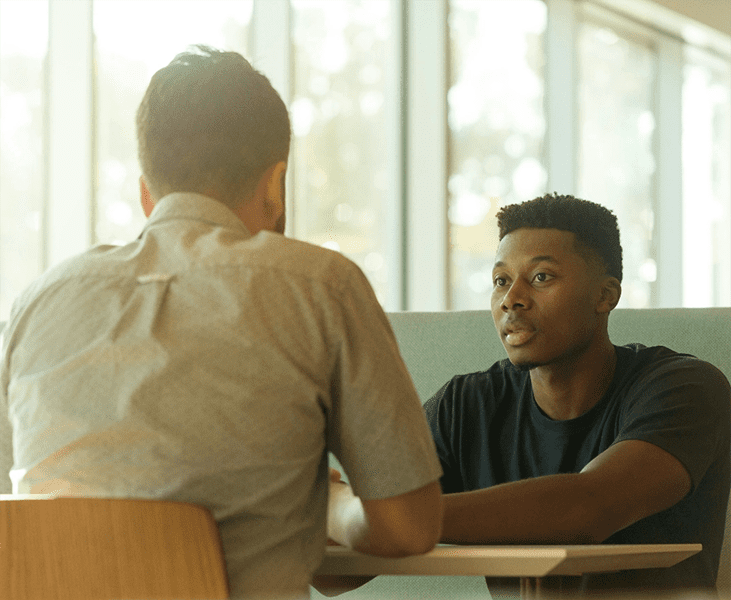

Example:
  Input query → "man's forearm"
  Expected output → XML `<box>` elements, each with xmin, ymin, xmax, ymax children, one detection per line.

<box><xmin>327</xmin><ymin>481</ymin><xmax>408</xmax><ymax>556</ymax></box>
<box><xmin>441</xmin><ymin>473</ymin><xmax>605</xmax><ymax>545</ymax></box>
<box><xmin>442</xmin><ymin>435</ymin><xmax>692</xmax><ymax>546</ymax></box>
<box><xmin>328</xmin><ymin>479</ymin><xmax>442</xmax><ymax>557</ymax></box>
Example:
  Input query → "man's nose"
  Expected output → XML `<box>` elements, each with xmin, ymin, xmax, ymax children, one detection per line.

<box><xmin>501</xmin><ymin>280</ymin><xmax>530</xmax><ymax>311</ymax></box>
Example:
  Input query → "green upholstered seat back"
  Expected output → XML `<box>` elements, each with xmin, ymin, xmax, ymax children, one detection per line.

<box><xmin>387</xmin><ymin>308</ymin><xmax>731</xmax><ymax>404</ymax></box>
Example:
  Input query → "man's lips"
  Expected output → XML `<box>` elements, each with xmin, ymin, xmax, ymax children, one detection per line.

<box><xmin>501</xmin><ymin>323</ymin><xmax>537</xmax><ymax>347</ymax></box>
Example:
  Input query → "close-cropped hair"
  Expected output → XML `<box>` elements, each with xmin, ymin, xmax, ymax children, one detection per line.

<box><xmin>497</xmin><ymin>193</ymin><xmax>623</xmax><ymax>282</ymax></box>
<box><xmin>136</xmin><ymin>45</ymin><xmax>291</xmax><ymax>207</ymax></box>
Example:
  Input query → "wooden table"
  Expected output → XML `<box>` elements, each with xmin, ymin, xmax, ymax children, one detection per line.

<box><xmin>316</xmin><ymin>543</ymin><xmax>702</xmax><ymax>599</ymax></box>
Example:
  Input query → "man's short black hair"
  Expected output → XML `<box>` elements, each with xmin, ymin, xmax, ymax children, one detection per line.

<box><xmin>497</xmin><ymin>193</ymin><xmax>623</xmax><ymax>282</ymax></box>
<box><xmin>137</xmin><ymin>45</ymin><xmax>291</xmax><ymax>207</ymax></box>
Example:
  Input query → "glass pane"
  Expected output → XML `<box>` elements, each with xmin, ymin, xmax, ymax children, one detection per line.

<box><xmin>0</xmin><ymin>0</ymin><xmax>48</xmax><ymax>321</ymax></box>
<box><xmin>291</xmin><ymin>0</ymin><xmax>394</xmax><ymax>307</ymax></box>
<box><xmin>577</xmin><ymin>21</ymin><xmax>656</xmax><ymax>308</ymax></box>
<box><xmin>93</xmin><ymin>0</ymin><xmax>252</xmax><ymax>246</ymax></box>
<box><xmin>448</xmin><ymin>0</ymin><xmax>547</xmax><ymax>310</ymax></box>
<box><xmin>682</xmin><ymin>48</ymin><xmax>731</xmax><ymax>307</ymax></box>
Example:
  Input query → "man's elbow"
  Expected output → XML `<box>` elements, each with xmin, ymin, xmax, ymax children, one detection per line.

<box><xmin>571</xmin><ymin>491</ymin><xmax>630</xmax><ymax>545</ymax></box>
<box><xmin>362</xmin><ymin>481</ymin><xmax>443</xmax><ymax>557</ymax></box>
<box><xmin>372</xmin><ymin>517</ymin><xmax>441</xmax><ymax>558</ymax></box>
<box><xmin>392</xmin><ymin>508</ymin><xmax>442</xmax><ymax>557</ymax></box>
<box><xmin>413</xmin><ymin>520</ymin><xmax>442</xmax><ymax>554</ymax></box>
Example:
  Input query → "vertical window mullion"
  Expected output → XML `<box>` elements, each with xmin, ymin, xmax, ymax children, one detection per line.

<box><xmin>250</xmin><ymin>0</ymin><xmax>292</xmax><ymax>228</ymax></box>
<box><xmin>545</xmin><ymin>0</ymin><xmax>577</xmax><ymax>194</ymax></box>
<box><xmin>387</xmin><ymin>0</ymin><xmax>406</xmax><ymax>311</ymax></box>
<box><xmin>47</xmin><ymin>0</ymin><xmax>94</xmax><ymax>267</ymax></box>
<box><xmin>655</xmin><ymin>36</ymin><xmax>683</xmax><ymax>307</ymax></box>
<box><xmin>406</xmin><ymin>0</ymin><xmax>448</xmax><ymax>311</ymax></box>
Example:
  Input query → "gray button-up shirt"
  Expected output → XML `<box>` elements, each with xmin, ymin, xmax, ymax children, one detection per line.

<box><xmin>1</xmin><ymin>192</ymin><xmax>441</xmax><ymax>599</ymax></box>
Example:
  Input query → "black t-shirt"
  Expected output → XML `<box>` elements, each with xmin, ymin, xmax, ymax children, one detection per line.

<box><xmin>424</xmin><ymin>344</ymin><xmax>731</xmax><ymax>591</ymax></box>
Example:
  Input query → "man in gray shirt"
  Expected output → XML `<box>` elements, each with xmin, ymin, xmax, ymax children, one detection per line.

<box><xmin>0</xmin><ymin>46</ymin><xmax>442</xmax><ymax>599</ymax></box>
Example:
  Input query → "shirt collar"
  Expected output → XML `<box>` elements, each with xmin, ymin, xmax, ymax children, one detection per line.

<box><xmin>143</xmin><ymin>192</ymin><xmax>252</xmax><ymax>237</ymax></box>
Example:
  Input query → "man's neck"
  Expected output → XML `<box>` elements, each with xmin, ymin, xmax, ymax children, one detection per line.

<box><xmin>529</xmin><ymin>339</ymin><xmax>617</xmax><ymax>421</ymax></box>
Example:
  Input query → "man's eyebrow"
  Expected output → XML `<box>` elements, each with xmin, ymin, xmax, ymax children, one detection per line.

<box><xmin>493</xmin><ymin>256</ymin><xmax>558</xmax><ymax>269</ymax></box>
<box><xmin>530</xmin><ymin>255</ymin><xmax>558</xmax><ymax>264</ymax></box>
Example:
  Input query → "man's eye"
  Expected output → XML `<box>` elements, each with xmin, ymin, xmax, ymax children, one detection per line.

<box><xmin>494</xmin><ymin>276</ymin><xmax>507</xmax><ymax>287</ymax></box>
<box><xmin>534</xmin><ymin>272</ymin><xmax>551</xmax><ymax>283</ymax></box>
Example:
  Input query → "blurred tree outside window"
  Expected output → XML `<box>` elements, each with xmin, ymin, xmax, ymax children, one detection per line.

<box><xmin>0</xmin><ymin>0</ymin><xmax>729</xmax><ymax>322</ymax></box>
<box><xmin>290</xmin><ymin>0</ymin><xmax>393</xmax><ymax>305</ymax></box>
<box><xmin>682</xmin><ymin>47</ymin><xmax>731</xmax><ymax>307</ymax></box>
<box><xmin>577</xmin><ymin>19</ymin><xmax>657</xmax><ymax>308</ymax></box>
<box><xmin>448</xmin><ymin>0</ymin><xmax>547</xmax><ymax>310</ymax></box>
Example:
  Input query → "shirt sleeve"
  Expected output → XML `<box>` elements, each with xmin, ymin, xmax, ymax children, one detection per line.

<box><xmin>324</xmin><ymin>263</ymin><xmax>442</xmax><ymax>501</ymax></box>
<box><xmin>614</xmin><ymin>353</ymin><xmax>731</xmax><ymax>491</ymax></box>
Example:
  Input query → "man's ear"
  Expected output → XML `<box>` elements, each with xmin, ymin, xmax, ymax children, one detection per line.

<box><xmin>262</xmin><ymin>161</ymin><xmax>287</xmax><ymax>218</ymax></box>
<box><xmin>597</xmin><ymin>277</ymin><xmax>622</xmax><ymax>314</ymax></box>
<box><xmin>140</xmin><ymin>176</ymin><xmax>155</xmax><ymax>217</ymax></box>
<box><xmin>235</xmin><ymin>161</ymin><xmax>288</xmax><ymax>234</ymax></box>
<box><xmin>257</xmin><ymin>161</ymin><xmax>286</xmax><ymax>233</ymax></box>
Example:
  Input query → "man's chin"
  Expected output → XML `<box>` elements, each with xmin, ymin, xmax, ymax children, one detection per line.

<box><xmin>507</xmin><ymin>354</ymin><xmax>542</xmax><ymax>372</ymax></box>
<box><xmin>514</xmin><ymin>361</ymin><xmax>540</xmax><ymax>372</ymax></box>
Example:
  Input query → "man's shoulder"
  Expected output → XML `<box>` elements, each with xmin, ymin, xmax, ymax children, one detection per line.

<box><xmin>618</xmin><ymin>342</ymin><xmax>691</xmax><ymax>360</ymax></box>
<box><xmin>246</xmin><ymin>233</ymin><xmax>372</xmax><ymax>296</ymax></box>
<box><xmin>9</xmin><ymin>243</ymin><xmax>120</xmax><ymax>310</ymax></box>
<box><xmin>614</xmin><ymin>343</ymin><xmax>731</xmax><ymax>408</ymax></box>
<box><xmin>258</xmin><ymin>233</ymin><xmax>357</xmax><ymax>269</ymax></box>
<box><xmin>427</xmin><ymin>359</ymin><xmax>527</xmax><ymax>407</ymax></box>
<box><xmin>450</xmin><ymin>359</ymin><xmax>524</xmax><ymax>384</ymax></box>
<box><xmin>617</xmin><ymin>343</ymin><xmax>729</xmax><ymax>383</ymax></box>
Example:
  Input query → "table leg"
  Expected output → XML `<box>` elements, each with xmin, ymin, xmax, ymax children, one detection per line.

<box><xmin>486</xmin><ymin>576</ymin><xmax>521</xmax><ymax>599</ymax></box>
<box><xmin>520</xmin><ymin>577</ymin><xmax>540</xmax><ymax>600</ymax></box>
<box><xmin>488</xmin><ymin>576</ymin><xmax>582</xmax><ymax>599</ymax></box>
<box><xmin>519</xmin><ymin>576</ymin><xmax>583</xmax><ymax>599</ymax></box>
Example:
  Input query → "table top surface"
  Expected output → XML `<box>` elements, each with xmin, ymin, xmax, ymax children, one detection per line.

<box><xmin>316</xmin><ymin>543</ymin><xmax>703</xmax><ymax>577</ymax></box>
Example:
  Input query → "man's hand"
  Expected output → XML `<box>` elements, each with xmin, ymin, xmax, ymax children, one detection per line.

<box><xmin>326</xmin><ymin>468</ymin><xmax>348</xmax><ymax>547</ymax></box>
<box><xmin>327</xmin><ymin>475</ymin><xmax>366</xmax><ymax>548</ymax></box>
<box><xmin>329</xmin><ymin>468</ymin><xmax>343</xmax><ymax>484</ymax></box>
<box><xmin>319</xmin><ymin>470</ymin><xmax>441</xmax><ymax>594</ymax></box>
<box><xmin>313</xmin><ymin>468</ymin><xmax>376</xmax><ymax>596</ymax></box>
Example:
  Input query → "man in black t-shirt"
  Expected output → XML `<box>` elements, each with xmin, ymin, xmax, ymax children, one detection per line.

<box><xmin>424</xmin><ymin>193</ymin><xmax>730</xmax><ymax>593</ymax></box>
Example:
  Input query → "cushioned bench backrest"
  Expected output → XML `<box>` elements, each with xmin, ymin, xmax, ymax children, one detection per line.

<box><xmin>387</xmin><ymin>308</ymin><xmax>731</xmax><ymax>403</ymax></box>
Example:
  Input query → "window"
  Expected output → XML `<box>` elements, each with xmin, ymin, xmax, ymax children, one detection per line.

<box><xmin>576</xmin><ymin>15</ymin><xmax>657</xmax><ymax>308</ymax></box>
<box><xmin>1</xmin><ymin>0</ymin><xmax>729</xmax><ymax>321</ymax></box>
<box><xmin>290</xmin><ymin>0</ymin><xmax>396</xmax><ymax>305</ymax></box>
<box><xmin>93</xmin><ymin>0</ymin><xmax>252</xmax><ymax>246</ymax></box>
<box><xmin>448</xmin><ymin>0</ymin><xmax>547</xmax><ymax>309</ymax></box>
<box><xmin>0</xmin><ymin>0</ymin><xmax>48</xmax><ymax>319</ymax></box>
<box><xmin>682</xmin><ymin>47</ymin><xmax>731</xmax><ymax>307</ymax></box>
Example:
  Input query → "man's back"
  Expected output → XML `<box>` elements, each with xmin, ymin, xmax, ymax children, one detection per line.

<box><xmin>1</xmin><ymin>193</ymin><xmax>442</xmax><ymax>598</ymax></box>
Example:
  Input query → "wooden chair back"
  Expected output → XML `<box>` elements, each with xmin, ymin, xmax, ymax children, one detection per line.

<box><xmin>0</xmin><ymin>496</ymin><xmax>230</xmax><ymax>599</ymax></box>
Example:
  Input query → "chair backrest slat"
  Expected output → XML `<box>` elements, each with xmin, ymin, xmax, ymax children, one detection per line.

<box><xmin>0</xmin><ymin>497</ymin><xmax>229</xmax><ymax>599</ymax></box>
